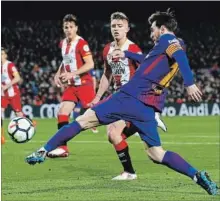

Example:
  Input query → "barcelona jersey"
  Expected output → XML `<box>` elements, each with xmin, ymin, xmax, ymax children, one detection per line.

<box><xmin>120</xmin><ymin>34</ymin><xmax>186</xmax><ymax>112</ymax></box>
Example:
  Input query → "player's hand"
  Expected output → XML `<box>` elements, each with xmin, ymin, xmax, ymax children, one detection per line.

<box><xmin>186</xmin><ymin>84</ymin><xmax>203</xmax><ymax>102</ymax></box>
<box><xmin>1</xmin><ymin>84</ymin><xmax>10</xmax><ymax>91</ymax></box>
<box><xmin>60</xmin><ymin>72</ymin><xmax>75</xmax><ymax>82</ymax></box>
<box><xmin>87</xmin><ymin>95</ymin><xmax>101</xmax><ymax>107</ymax></box>
<box><xmin>111</xmin><ymin>49</ymin><xmax>125</xmax><ymax>61</ymax></box>
<box><xmin>54</xmin><ymin>73</ymin><xmax>63</xmax><ymax>88</ymax></box>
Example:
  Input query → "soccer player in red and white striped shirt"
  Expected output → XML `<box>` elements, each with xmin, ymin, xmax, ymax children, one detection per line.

<box><xmin>1</xmin><ymin>47</ymin><xmax>23</xmax><ymax>118</ymax></box>
<box><xmin>47</xmin><ymin>14</ymin><xmax>95</xmax><ymax>157</ymax></box>
<box><xmin>1</xmin><ymin>47</ymin><xmax>23</xmax><ymax>144</ymax></box>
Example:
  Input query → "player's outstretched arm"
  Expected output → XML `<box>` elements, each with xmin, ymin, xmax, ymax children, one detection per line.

<box><xmin>111</xmin><ymin>49</ymin><xmax>145</xmax><ymax>63</ymax></box>
<box><xmin>124</xmin><ymin>51</ymin><xmax>145</xmax><ymax>63</ymax></box>
<box><xmin>172</xmin><ymin>50</ymin><xmax>203</xmax><ymax>102</ymax></box>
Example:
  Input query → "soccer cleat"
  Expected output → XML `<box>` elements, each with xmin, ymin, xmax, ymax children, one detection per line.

<box><xmin>155</xmin><ymin>112</ymin><xmax>167</xmax><ymax>132</ymax></box>
<box><xmin>112</xmin><ymin>171</ymin><xmax>137</xmax><ymax>180</ymax></box>
<box><xmin>25</xmin><ymin>115</ymin><xmax>37</xmax><ymax>127</ymax></box>
<box><xmin>26</xmin><ymin>148</ymin><xmax>47</xmax><ymax>165</ymax></box>
<box><xmin>91</xmin><ymin>127</ymin><xmax>99</xmax><ymax>134</ymax></box>
<box><xmin>47</xmin><ymin>146</ymin><xmax>69</xmax><ymax>158</ymax></box>
<box><xmin>1</xmin><ymin>127</ymin><xmax>5</xmax><ymax>144</ymax></box>
<box><xmin>1</xmin><ymin>135</ymin><xmax>5</xmax><ymax>144</ymax></box>
<box><xmin>134</xmin><ymin>132</ymin><xmax>140</xmax><ymax>137</ymax></box>
<box><xmin>195</xmin><ymin>171</ymin><xmax>219</xmax><ymax>195</ymax></box>
<box><xmin>32</xmin><ymin>120</ymin><xmax>37</xmax><ymax>127</ymax></box>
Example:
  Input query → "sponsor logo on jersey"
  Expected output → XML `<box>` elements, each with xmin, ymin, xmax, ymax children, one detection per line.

<box><xmin>63</xmin><ymin>55</ymin><xmax>73</xmax><ymax>64</ymax></box>
<box><xmin>168</xmin><ymin>38</ymin><xmax>179</xmax><ymax>44</ymax></box>
<box><xmin>111</xmin><ymin>62</ymin><xmax>126</xmax><ymax>75</ymax></box>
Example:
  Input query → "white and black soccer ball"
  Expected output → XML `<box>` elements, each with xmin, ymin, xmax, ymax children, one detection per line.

<box><xmin>7</xmin><ymin>117</ymin><xmax>36</xmax><ymax>143</ymax></box>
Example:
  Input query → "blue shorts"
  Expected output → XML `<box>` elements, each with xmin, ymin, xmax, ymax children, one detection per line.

<box><xmin>92</xmin><ymin>91</ymin><xmax>161</xmax><ymax>147</ymax></box>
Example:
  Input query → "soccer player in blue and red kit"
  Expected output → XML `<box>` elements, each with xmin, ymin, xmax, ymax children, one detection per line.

<box><xmin>26</xmin><ymin>9</ymin><xmax>218</xmax><ymax>195</ymax></box>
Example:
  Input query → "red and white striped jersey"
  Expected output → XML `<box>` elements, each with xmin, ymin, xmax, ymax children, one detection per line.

<box><xmin>59</xmin><ymin>36</ymin><xmax>93</xmax><ymax>86</ymax></box>
<box><xmin>103</xmin><ymin>39</ymin><xmax>142</xmax><ymax>90</ymax></box>
<box><xmin>1</xmin><ymin>60</ymin><xmax>20</xmax><ymax>97</ymax></box>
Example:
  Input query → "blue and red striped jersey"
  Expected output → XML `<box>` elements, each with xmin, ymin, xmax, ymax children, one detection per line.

<box><xmin>120</xmin><ymin>33</ymin><xmax>193</xmax><ymax>112</ymax></box>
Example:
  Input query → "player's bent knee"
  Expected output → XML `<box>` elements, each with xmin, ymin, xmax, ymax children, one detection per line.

<box><xmin>107</xmin><ymin>131</ymin><xmax>116</xmax><ymax>144</ymax></box>
<box><xmin>76</xmin><ymin>109</ymin><xmax>99</xmax><ymax>129</ymax></box>
<box><xmin>146</xmin><ymin>147</ymin><xmax>166</xmax><ymax>163</ymax></box>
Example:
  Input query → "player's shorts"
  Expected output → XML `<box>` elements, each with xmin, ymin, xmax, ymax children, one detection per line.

<box><xmin>1</xmin><ymin>94</ymin><xmax>22</xmax><ymax>112</ymax></box>
<box><xmin>92</xmin><ymin>91</ymin><xmax>161</xmax><ymax>147</ymax></box>
<box><xmin>62</xmin><ymin>84</ymin><xmax>95</xmax><ymax>109</ymax></box>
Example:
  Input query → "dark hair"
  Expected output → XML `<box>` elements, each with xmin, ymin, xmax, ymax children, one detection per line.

<box><xmin>148</xmin><ymin>8</ymin><xmax>177</xmax><ymax>32</ymax></box>
<box><xmin>110</xmin><ymin>12</ymin><xmax>129</xmax><ymax>24</ymax></box>
<box><xmin>63</xmin><ymin>14</ymin><xmax>78</xmax><ymax>25</ymax></box>
<box><xmin>1</xmin><ymin>47</ymin><xmax>7</xmax><ymax>53</ymax></box>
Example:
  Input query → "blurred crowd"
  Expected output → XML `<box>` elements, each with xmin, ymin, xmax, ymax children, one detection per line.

<box><xmin>1</xmin><ymin>20</ymin><xmax>220</xmax><ymax>105</ymax></box>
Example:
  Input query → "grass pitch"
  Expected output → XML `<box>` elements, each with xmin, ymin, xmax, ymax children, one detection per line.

<box><xmin>2</xmin><ymin>116</ymin><xmax>220</xmax><ymax>201</ymax></box>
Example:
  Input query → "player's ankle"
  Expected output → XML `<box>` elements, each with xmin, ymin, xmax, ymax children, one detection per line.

<box><xmin>125</xmin><ymin>169</ymin><xmax>135</xmax><ymax>174</ymax></box>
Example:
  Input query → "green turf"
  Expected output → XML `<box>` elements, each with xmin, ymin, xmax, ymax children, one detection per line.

<box><xmin>2</xmin><ymin>116</ymin><xmax>220</xmax><ymax>201</ymax></box>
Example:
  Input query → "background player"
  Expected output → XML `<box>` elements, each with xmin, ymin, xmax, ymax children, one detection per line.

<box><xmin>1</xmin><ymin>47</ymin><xmax>23</xmax><ymax>118</ymax></box>
<box><xmin>88</xmin><ymin>12</ymin><xmax>167</xmax><ymax>180</ymax></box>
<box><xmin>26</xmin><ymin>9</ymin><xmax>218</xmax><ymax>195</ymax></box>
<box><xmin>1</xmin><ymin>47</ymin><xmax>32</xmax><ymax>144</ymax></box>
<box><xmin>47</xmin><ymin>14</ymin><xmax>95</xmax><ymax>157</ymax></box>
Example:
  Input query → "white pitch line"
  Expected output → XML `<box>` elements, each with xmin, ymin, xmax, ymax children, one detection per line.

<box><xmin>162</xmin><ymin>133</ymin><xmax>219</xmax><ymax>135</ymax></box>
<box><xmin>5</xmin><ymin>140</ymin><xmax>220</xmax><ymax>145</ymax></box>
<box><xmin>162</xmin><ymin>136</ymin><xmax>219</xmax><ymax>138</ymax></box>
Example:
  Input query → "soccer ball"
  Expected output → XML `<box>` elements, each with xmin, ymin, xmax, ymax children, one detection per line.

<box><xmin>7</xmin><ymin>117</ymin><xmax>36</xmax><ymax>143</ymax></box>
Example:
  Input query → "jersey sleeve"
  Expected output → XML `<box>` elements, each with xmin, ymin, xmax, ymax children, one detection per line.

<box><xmin>159</xmin><ymin>35</ymin><xmax>194</xmax><ymax>86</ymax></box>
<box><xmin>8</xmin><ymin>63</ymin><xmax>19</xmax><ymax>77</ymax></box>
<box><xmin>102</xmin><ymin>44</ymin><xmax>111</xmax><ymax>70</ymax></box>
<box><xmin>159</xmin><ymin>34</ymin><xmax>183</xmax><ymax>58</ymax></box>
<box><xmin>127</xmin><ymin>44</ymin><xmax>143</xmax><ymax>67</ymax></box>
<box><xmin>79</xmin><ymin>40</ymin><xmax>92</xmax><ymax>58</ymax></box>
<box><xmin>128</xmin><ymin>44</ymin><xmax>142</xmax><ymax>54</ymax></box>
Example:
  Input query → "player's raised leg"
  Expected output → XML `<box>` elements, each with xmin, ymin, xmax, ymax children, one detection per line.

<box><xmin>25</xmin><ymin>91</ymin><xmax>127</xmax><ymax>165</ymax></box>
<box><xmin>26</xmin><ymin>108</ymin><xmax>100</xmax><ymax>165</ymax></box>
<box><xmin>73</xmin><ymin>104</ymin><xmax>99</xmax><ymax>134</ymax></box>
